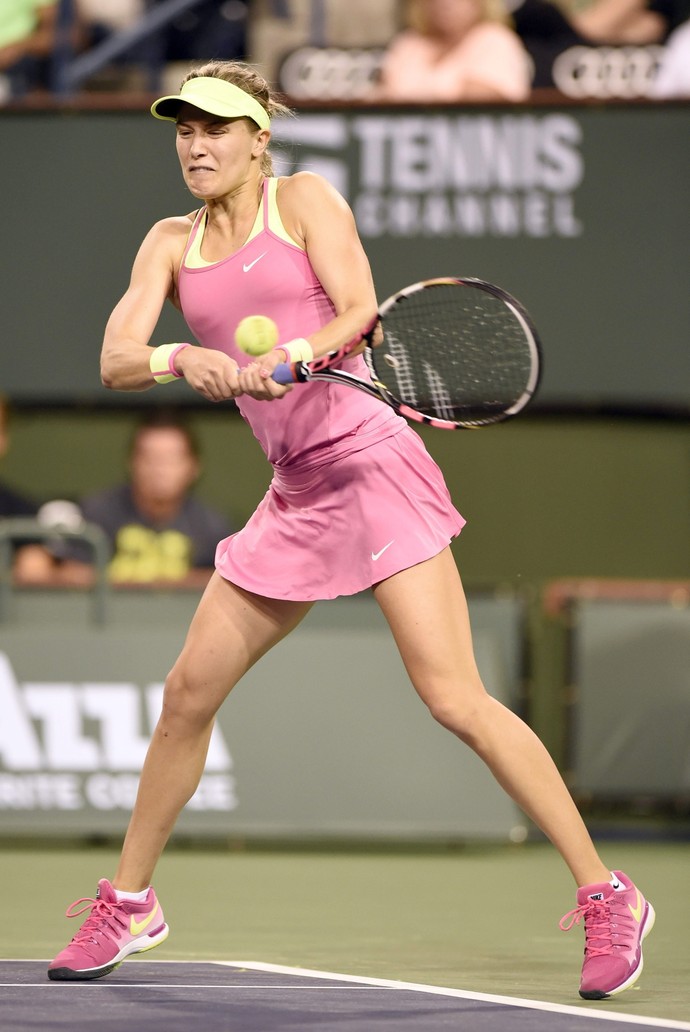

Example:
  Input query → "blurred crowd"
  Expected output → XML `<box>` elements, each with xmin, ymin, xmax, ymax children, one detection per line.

<box><xmin>0</xmin><ymin>398</ymin><xmax>233</xmax><ymax>589</ymax></box>
<box><xmin>1</xmin><ymin>0</ymin><xmax>689</xmax><ymax>102</ymax></box>
<box><xmin>1</xmin><ymin>6</ymin><xmax>687</xmax><ymax>578</ymax></box>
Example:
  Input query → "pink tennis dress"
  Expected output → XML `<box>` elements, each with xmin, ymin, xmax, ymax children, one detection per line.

<box><xmin>177</xmin><ymin>177</ymin><xmax>465</xmax><ymax>600</ymax></box>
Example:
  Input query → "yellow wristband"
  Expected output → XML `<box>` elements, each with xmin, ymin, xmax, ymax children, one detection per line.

<box><xmin>275</xmin><ymin>338</ymin><xmax>314</xmax><ymax>363</ymax></box>
<box><xmin>149</xmin><ymin>343</ymin><xmax>191</xmax><ymax>384</ymax></box>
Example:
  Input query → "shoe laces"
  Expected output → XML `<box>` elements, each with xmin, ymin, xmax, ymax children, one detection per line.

<box><xmin>65</xmin><ymin>895</ymin><xmax>128</xmax><ymax>947</ymax></box>
<box><xmin>559</xmin><ymin>896</ymin><xmax>635</xmax><ymax>957</ymax></box>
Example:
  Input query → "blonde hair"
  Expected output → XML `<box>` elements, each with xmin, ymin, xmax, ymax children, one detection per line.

<box><xmin>406</xmin><ymin>0</ymin><xmax>512</xmax><ymax>31</ymax></box>
<box><xmin>179</xmin><ymin>61</ymin><xmax>292</xmax><ymax>176</ymax></box>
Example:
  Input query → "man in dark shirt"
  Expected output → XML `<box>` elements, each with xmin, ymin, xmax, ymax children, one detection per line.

<box><xmin>0</xmin><ymin>394</ymin><xmax>53</xmax><ymax>582</ymax></box>
<box><xmin>58</xmin><ymin>412</ymin><xmax>233</xmax><ymax>587</ymax></box>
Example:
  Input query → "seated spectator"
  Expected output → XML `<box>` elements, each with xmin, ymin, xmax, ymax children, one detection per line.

<box><xmin>0</xmin><ymin>394</ymin><xmax>57</xmax><ymax>583</ymax></box>
<box><xmin>373</xmin><ymin>0</ymin><xmax>532</xmax><ymax>103</ymax></box>
<box><xmin>37</xmin><ymin>412</ymin><xmax>233</xmax><ymax>589</ymax></box>
<box><xmin>512</xmin><ymin>0</ymin><xmax>670</xmax><ymax>88</ymax></box>
<box><xmin>0</xmin><ymin>0</ymin><xmax>58</xmax><ymax>100</ymax></box>
<box><xmin>558</xmin><ymin>0</ymin><xmax>668</xmax><ymax>44</ymax></box>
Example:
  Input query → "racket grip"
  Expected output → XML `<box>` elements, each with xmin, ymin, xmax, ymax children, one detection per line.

<box><xmin>272</xmin><ymin>363</ymin><xmax>296</xmax><ymax>385</ymax></box>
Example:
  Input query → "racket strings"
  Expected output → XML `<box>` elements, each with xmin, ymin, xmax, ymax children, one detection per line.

<box><xmin>372</xmin><ymin>285</ymin><xmax>537</xmax><ymax>424</ymax></box>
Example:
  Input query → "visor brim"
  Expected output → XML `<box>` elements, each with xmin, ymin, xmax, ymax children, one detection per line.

<box><xmin>150</xmin><ymin>92</ymin><xmax>269</xmax><ymax>129</ymax></box>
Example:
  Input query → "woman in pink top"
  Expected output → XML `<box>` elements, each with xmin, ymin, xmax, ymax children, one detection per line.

<box><xmin>48</xmin><ymin>61</ymin><xmax>653</xmax><ymax>1003</ymax></box>
<box><xmin>376</xmin><ymin>0</ymin><xmax>532</xmax><ymax>102</ymax></box>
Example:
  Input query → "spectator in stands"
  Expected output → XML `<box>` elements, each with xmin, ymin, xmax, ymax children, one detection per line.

<box><xmin>374</xmin><ymin>0</ymin><xmax>532</xmax><ymax>102</ymax></box>
<box><xmin>0</xmin><ymin>395</ymin><xmax>57</xmax><ymax>583</ymax></box>
<box><xmin>512</xmin><ymin>0</ymin><xmax>671</xmax><ymax>88</ymax></box>
<box><xmin>42</xmin><ymin>412</ymin><xmax>233</xmax><ymax>588</ymax></box>
<box><xmin>0</xmin><ymin>0</ymin><xmax>58</xmax><ymax>99</ymax></box>
<box><xmin>650</xmin><ymin>16</ymin><xmax>690</xmax><ymax>95</ymax></box>
<box><xmin>561</xmin><ymin>0</ymin><xmax>674</xmax><ymax>44</ymax></box>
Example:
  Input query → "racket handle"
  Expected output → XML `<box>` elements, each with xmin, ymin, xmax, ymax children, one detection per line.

<box><xmin>272</xmin><ymin>363</ymin><xmax>296</xmax><ymax>385</ymax></box>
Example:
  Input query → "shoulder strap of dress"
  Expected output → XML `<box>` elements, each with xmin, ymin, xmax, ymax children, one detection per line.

<box><xmin>263</xmin><ymin>177</ymin><xmax>272</xmax><ymax>231</ymax></box>
<box><xmin>181</xmin><ymin>207</ymin><xmax>207</xmax><ymax>267</ymax></box>
<box><xmin>263</xmin><ymin>177</ymin><xmax>303</xmax><ymax>249</ymax></box>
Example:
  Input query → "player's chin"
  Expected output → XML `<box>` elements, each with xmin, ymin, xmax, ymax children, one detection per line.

<box><xmin>183</xmin><ymin>177</ymin><xmax>220</xmax><ymax>200</ymax></box>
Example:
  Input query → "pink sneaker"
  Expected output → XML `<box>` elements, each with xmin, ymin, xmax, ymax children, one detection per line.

<box><xmin>48</xmin><ymin>878</ymin><xmax>169</xmax><ymax>981</ymax></box>
<box><xmin>560</xmin><ymin>870</ymin><xmax>655</xmax><ymax>999</ymax></box>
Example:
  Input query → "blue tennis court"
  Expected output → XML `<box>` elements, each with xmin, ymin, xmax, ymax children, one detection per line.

<box><xmin>2</xmin><ymin>960</ymin><xmax>689</xmax><ymax>1032</ymax></box>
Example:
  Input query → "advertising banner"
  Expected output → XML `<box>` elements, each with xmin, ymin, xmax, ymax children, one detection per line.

<box><xmin>0</xmin><ymin>593</ymin><xmax>525</xmax><ymax>841</ymax></box>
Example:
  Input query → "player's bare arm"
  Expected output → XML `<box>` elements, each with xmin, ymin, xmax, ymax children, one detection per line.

<box><xmin>279</xmin><ymin>172</ymin><xmax>377</xmax><ymax>355</ymax></box>
<box><xmin>100</xmin><ymin>218</ymin><xmax>187</xmax><ymax>391</ymax></box>
<box><xmin>101</xmin><ymin>217</ymin><xmax>241</xmax><ymax>401</ymax></box>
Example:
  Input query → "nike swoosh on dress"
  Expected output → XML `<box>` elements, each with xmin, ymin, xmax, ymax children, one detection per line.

<box><xmin>243</xmin><ymin>253</ymin><xmax>267</xmax><ymax>272</ymax></box>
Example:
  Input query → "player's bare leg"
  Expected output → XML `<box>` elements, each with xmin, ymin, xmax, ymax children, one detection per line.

<box><xmin>115</xmin><ymin>575</ymin><xmax>312</xmax><ymax>890</ymax></box>
<box><xmin>373</xmin><ymin>548</ymin><xmax>610</xmax><ymax>887</ymax></box>
<box><xmin>49</xmin><ymin>576</ymin><xmax>311</xmax><ymax>980</ymax></box>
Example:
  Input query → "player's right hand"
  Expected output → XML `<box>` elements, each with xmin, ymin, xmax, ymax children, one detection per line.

<box><xmin>175</xmin><ymin>347</ymin><xmax>241</xmax><ymax>402</ymax></box>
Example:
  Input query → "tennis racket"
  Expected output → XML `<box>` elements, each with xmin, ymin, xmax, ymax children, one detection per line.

<box><xmin>272</xmin><ymin>277</ymin><xmax>542</xmax><ymax>429</ymax></box>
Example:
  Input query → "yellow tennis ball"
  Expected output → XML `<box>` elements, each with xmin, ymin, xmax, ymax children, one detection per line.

<box><xmin>234</xmin><ymin>315</ymin><xmax>279</xmax><ymax>356</ymax></box>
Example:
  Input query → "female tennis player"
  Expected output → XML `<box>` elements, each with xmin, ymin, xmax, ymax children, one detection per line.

<box><xmin>48</xmin><ymin>61</ymin><xmax>653</xmax><ymax>1000</ymax></box>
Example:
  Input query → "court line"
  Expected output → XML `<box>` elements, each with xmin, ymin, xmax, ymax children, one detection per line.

<box><xmin>0</xmin><ymin>984</ymin><xmax>383</xmax><ymax>990</ymax></box>
<box><xmin>4</xmin><ymin>959</ymin><xmax>688</xmax><ymax>1030</ymax></box>
<box><xmin>220</xmin><ymin>961</ymin><xmax>690</xmax><ymax>1031</ymax></box>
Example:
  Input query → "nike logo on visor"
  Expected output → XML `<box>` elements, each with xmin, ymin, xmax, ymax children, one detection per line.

<box><xmin>243</xmin><ymin>253</ymin><xmax>267</xmax><ymax>272</ymax></box>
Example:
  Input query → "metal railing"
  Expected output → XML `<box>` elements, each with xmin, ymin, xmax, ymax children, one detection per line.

<box><xmin>0</xmin><ymin>518</ymin><xmax>110</xmax><ymax>624</ymax></box>
<box><xmin>50</xmin><ymin>0</ymin><xmax>325</xmax><ymax>97</ymax></box>
<box><xmin>49</xmin><ymin>0</ymin><xmax>327</xmax><ymax>96</ymax></box>
<box><xmin>52</xmin><ymin>0</ymin><xmax>220</xmax><ymax>95</ymax></box>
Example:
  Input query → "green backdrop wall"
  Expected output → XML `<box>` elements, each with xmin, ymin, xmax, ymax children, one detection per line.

<box><xmin>1</xmin><ymin>102</ymin><xmax>689</xmax><ymax>410</ymax></box>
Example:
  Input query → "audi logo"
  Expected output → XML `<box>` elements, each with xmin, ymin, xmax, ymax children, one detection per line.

<box><xmin>279</xmin><ymin>47</ymin><xmax>384</xmax><ymax>100</ymax></box>
<box><xmin>552</xmin><ymin>45</ymin><xmax>664</xmax><ymax>99</ymax></box>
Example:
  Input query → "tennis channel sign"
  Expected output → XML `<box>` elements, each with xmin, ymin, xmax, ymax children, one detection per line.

<box><xmin>2</xmin><ymin>105</ymin><xmax>687</xmax><ymax>409</ymax></box>
<box><xmin>271</xmin><ymin>112</ymin><xmax>583</xmax><ymax>240</ymax></box>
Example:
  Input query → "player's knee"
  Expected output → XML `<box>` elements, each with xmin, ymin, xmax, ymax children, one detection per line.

<box><xmin>160</xmin><ymin>669</ymin><xmax>216</xmax><ymax>730</ymax></box>
<box><xmin>424</xmin><ymin>683</ymin><xmax>488</xmax><ymax>743</ymax></box>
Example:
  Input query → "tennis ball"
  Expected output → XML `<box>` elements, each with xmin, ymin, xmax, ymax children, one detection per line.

<box><xmin>234</xmin><ymin>315</ymin><xmax>279</xmax><ymax>356</ymax></box>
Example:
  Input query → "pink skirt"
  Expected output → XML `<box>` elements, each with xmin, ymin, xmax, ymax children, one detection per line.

<box><xmin>215</xmin><ymin>426</ymin><xmax>465</xmax><ymax>601</ymax></box>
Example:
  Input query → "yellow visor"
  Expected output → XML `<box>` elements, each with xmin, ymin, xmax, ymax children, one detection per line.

<box><xmin>151</xmin><ymin>76</ymin><xmax>270</xmax><ymax>130</ymax></box>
